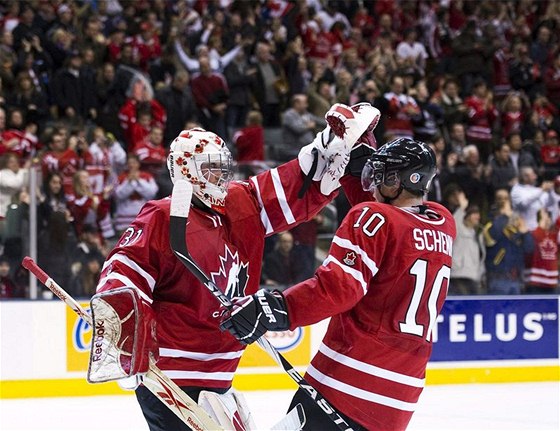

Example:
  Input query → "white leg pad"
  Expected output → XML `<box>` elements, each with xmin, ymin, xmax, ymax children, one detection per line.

<box><xmin>198</xmin><ymin>388</ymin><xmax>256</xmax><ymax>430</ymax></box>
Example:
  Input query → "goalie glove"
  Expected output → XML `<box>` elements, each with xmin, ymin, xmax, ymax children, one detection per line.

<box><xmin>88</xmin><ymin>287</ymin><xmax>158</xmax><ymax>384</ymax></box>
<box><xmin>298</xmin><ymin>102</ymin><xmax>381</xmax><ymax>195</ymax></box>
<box><xmin>220</xmin><ymin>289</ymin><xmax>290</xmax><ymax>345</ymax></box>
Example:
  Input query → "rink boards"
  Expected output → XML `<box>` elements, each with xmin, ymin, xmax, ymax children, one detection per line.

<box><xmin>1</xmin><ymin>296</ymin><xmax>559</xmax><ymax>398</ymax></box>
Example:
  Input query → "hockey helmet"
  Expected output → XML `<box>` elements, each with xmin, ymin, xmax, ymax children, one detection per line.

<box><xmin>167</xmin><ymin>128</ymin><xmax>233</xmax><ymax>213</ymax></box>
<box><xmin>361</xmin><ymin>138</ymin><xmax>436</xmax><ymax>194</ymax></box>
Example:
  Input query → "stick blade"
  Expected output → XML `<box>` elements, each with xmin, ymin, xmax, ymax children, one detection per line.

<box><xmin>170</xmin><ymin>180</ymin><xmax>193</xmax><ymax>218</ymax></box>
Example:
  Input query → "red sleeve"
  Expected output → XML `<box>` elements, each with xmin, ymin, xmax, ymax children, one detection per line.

<box><xmin>340</xmin><ymin>175</ymin><xmax>375</xmax><ymax>206</ymax></box>
<box><xmin>247</xmin><ymin>159</ymin><xmax>337</xmax><ymax>235</ymax></box>
<box><xmin>284</xmin><ymin>202</ymin><xmax>388</xmax><ymax>328</ymax></box>
<box><xmin>96</xmin><ymin>201</ymin><xmax>168</xmax><ymax>304</ymax></box>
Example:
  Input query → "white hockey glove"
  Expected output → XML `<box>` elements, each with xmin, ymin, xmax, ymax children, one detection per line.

<box><xmin>87</xmin><ymin>287</ymin><xmax>158</xmax><ymax>384</ymax></box>
<box><xmin>199</xmin><ymin>388</ymin><xmax>256</xmax><ymax>430</ymax></box>
<box><xmin>298</xmin><ymin>102</ymin><xmax>381</xmax><ymax>195</ymax></box>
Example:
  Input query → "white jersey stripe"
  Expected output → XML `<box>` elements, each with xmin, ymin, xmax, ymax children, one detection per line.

<box><xmin>524</xmin><ymin>275</ymin><xmax>558</xmax><ymax>285</ymax></box>
<box><xmin>307</xmin><ymin>365</ymin><xmax>417</xmax><ymax>412</ymax></box>
<box><xmin>271</xmin><ymin>168</ymin><xmax>296</xmax><ymax>225</ymax></box>
<box><xmin>250</xmin><ymin>176</ymin><xmax>273</xmax><ymax>234</ymax></box>
<box><xmin>524</xmin><ymin>268</ymin><xmax>559</xmax><ymax>277</ymax></box>
<box><xmin>159</xmin><ymin>348</ymin><xmax>244</xmax><ymax>361</ymax></box>
<box><xmin>97</xmin><ymin>273</ymin><xmax>153</xmax><ymax>304</ymax></box>
<box><xmin>322</xmin><ymin>255</ymin><xmax>368</xmax><ymax>295</ymax></box>
<box><xmin>332</xmin><ymin>236</ymin><xmax>379</xmax><ymax>277</ymax></box>
<box><xmin>319</xmin><ymin>343</ymin><xmax>425</xmax><ymax>388</ymax></box>
<box><xmin>163</xmin><ymin>370</ymin><xmax>235</xmax><ymax>381</ymax></box>
<box><xmin>102</xmin><ymin>253</ymin><xmax>156</xmax><ymax>291</ymax></box>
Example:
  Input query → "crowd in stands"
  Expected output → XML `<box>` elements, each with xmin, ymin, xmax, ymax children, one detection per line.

<box><xmin>1</xmin><ymin>0</ymin><xmax>560</xmax><ymax>299</ymax></box>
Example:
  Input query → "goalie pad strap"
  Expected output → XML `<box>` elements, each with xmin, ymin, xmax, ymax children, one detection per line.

<box><xmin>88</xmin><ymin>287</ymin><xmax>158</xmax><ymax>383</ymax></box>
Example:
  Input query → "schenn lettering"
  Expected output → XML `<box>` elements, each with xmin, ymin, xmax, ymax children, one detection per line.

<box><xmin>412</xmin><ymin>228</ymin><xmax>453</xmax><ymax>256</ymax></box>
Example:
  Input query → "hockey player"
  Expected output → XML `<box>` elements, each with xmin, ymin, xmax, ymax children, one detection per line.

<box><xmin>91</xmin><ymin>102</ymin><xmax>380</xmax><ymax>430</ymax></box>
<box><xmin>221</xmin><ymin>138</ymin><xmax>457</xmax><ymax>430</ymax></box>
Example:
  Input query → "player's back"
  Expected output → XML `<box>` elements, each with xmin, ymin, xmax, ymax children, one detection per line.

<box><xmin>308</xmin><ymin>200</ymin><xmax>456</xmax><ymax>429</ymax></box>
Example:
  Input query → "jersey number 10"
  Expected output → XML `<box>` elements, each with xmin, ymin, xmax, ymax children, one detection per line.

<box><xmin>400</xmin><ymin>259</ymin><xmax>450</xmax><ymax>341</ymax></box>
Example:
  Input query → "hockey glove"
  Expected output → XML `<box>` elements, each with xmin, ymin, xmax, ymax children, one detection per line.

<box><xmin>220</xmin><ymin>289</ymin><xmax>290</xmax><ymax>345</ymax></box>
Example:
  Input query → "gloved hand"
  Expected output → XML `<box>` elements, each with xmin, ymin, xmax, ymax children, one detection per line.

<box><xmin>220</xmin><ymin>289</ymin><xmax>290</xmax><ymax>345</ymax></box>
<box><xmin>346</xmin><ymin>142</ymin><xmax>376</xmax><ymax>177</ymax></box>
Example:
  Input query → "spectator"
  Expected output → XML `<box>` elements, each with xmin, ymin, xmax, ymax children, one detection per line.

<box><xmin>396</xmin><ymin>27</ymin><xmax>428</xmax><ymax>79</ymax></box>
<box><xmin>133</xmin><ymin>126</ymin><xmax>167</xmax><ymax>176</ymax></box>
<box><xmin>452</xmin><ymin>19</ymin><xmax>492</xmax><ymax>97</ymax></box>
<box><xmin>223</xmin><ymin>49</ymin><xmax>256</xmax><ymax>130</ymax></box>
<box><xmin>511</xmin><ymin>166</ymin><xmax>555</xmax><ymax>231</ymax></box>
<box><xmin>51</xmin><ymin>51</ymin><xmax>97</xmax><ymax>123</ymax></box>
<box><xmin>453</xmin><ymin>145</ymin><xmax>489</xmax><ymax>214</ymax></box>
<box><xmin>464</xmin><ymin>78</ymin><xmax>499</xmax><ymax>162</ymax></box>
<box><xmin>509</xmin><ymin>42</ymin><xmax>542</xmax><ymax>99</ymax></box>
<box><xmin>130</xmin><ymin>22</ymin><xmax>161</xmax><ymax>72</ymax></box>
<box><xmin>69</xmin><ymin>253</ymin><xmax>102</xmax><ymax>298</ymax></box>
<box><xmin>190</xmin><ymin>55</ymin><xmax>229</xmax><ymax>138</ymax></box>
<box><xmin>500</xmin><ymin>91</ymin><xmax>526</xmax><ymax>138</ymax></box>
<box><xmin>543</xmin><ymin>51</ymin><xmax>560</xmax><ymax>108</ymax></box>
<box><xmin>487</xmin><ymin>142</ymin><xmax>517</xmax><ymax>194</ymax></box>
<box><xmin>383</xmin><ymin>74</ymin><xmax>421</xmax><ymax>138</ymax></box>
<box><xmin>0</xmin><ymin>255</ymin><xmax>23</xmax><ymax>298</ymax></box>
<box><xmin>86</xmin><ymin>127</ymin><xmax>126</xmax><ymax>196</ymax></box>
<box><xmin>262</xmin><ymin>231</ymin><xmax>306</xmax><ymax>291</ymax></box>
<box><xmin>0</xmin><ymin>153</ymin><xmax>29</xmax><ymax>227</ymax></box>
<box><xmin>38</xmin><ymin>172</ymin><xmax>71</xmax><ymax>234</ymax></box>
<box><xmin>540</xmin><ymin>129</ymin><xmax>560</xmax><ymax>180</ymax></box>
<box><xmin>483</xmin><ymin>189</ymin><xmax>534</xmax><ymax>295</ymax></box>
<box><xmin>450</xmin><ymin>191</ymin><xmax>485</xmax><ymax>295</ymax></box>
<box><xmin>0</xmin><ymin>108</ymin><xmax>39</xmax><ymax>163</ymax></box>
<box><xmin>6</xmin><ymin>71</ymin><xmax>48</xmax><ymax>128</ymax></box>
<box><xmin>232</xmin><ymin>110</ymin><xmax>264</xmax><ymax>163</ymax></box>
<box><xmin>524</xmin><ymin>208</ymin><xmax>559</xmax><ymax>294</ymax></box>
<box><xmin>113</xmin><ymin>154</ymin><xmax>158</xmax><ymax>235</ymax></box>
<box><xmin>436</xmin><ymin>78</ymin><xmax>469</xmax><ymax>127</ymax></box>
<box><xmin>252</xmin><ymin>41</ymin><xmax>286</xmax><ymax>127</ymax></box>
<box><xmin>447</xmin><ymin>122</ymin><xmax>468</xmax><ymax>158</ymax></box>
<box><xmin>306</xmin><ymin>78</ymin><xmax>335</xmax><ymax>120</ymax></box>
<box><xmin>118</xmin><ymin>76</ymin><xmax>166</xmax><ymax>150</ymax></box>
<box><xmin>280</xmin><ymin>94</ymin><xmax>324</xmax><ymax>161</ymax></box>
<box><xmin>67</xmin><ymin>169</ymin><xmax>111</xmax><ymax>238</ymax></box>
<box><xmin>71</xmin><ymin>224</ymin><xmax>107</xmax><ymax>269</ymax></box>
<box><xmin>411</xmin><ymin>79</ymin><xmax>443</xmax><ymax>142</ymax></box>
<box><xmin>37</xmin><ymin>209</ymin><xmax>76</xmax><ymax>295</ymax></box>
<box><xmin>155</xmin><ymin>70</ymin><xmax>199</xmax><ymax>145</ymax></box>
<box><xmin>506</xmin><ymin>132</ymin><xmax>523</xmax><ymax>175</ymax></box>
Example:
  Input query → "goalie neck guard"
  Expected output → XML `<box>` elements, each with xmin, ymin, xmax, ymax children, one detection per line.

<box><xmin>167</xmin><ymin>128</ymin><xmax>233</xmax><ymax>214</ymax></box>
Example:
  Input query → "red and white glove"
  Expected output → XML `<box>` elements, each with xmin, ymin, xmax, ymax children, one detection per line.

<box><xmin>298</xmin><ymin>102</ymin><xmax>380</xmax><ymax>194</ymax></box>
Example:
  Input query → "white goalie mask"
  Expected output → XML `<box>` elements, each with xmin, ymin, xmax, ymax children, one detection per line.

<box><xmin>167</xmin><ymin>128</ymin><xmax>233</xmax><ymax>213</ymax></box>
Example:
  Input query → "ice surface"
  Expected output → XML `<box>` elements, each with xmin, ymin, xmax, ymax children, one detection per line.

<box><xmin>0</xmin><ymin>382</ymin><xmax>558</xmax><ymax>430</ymax></box>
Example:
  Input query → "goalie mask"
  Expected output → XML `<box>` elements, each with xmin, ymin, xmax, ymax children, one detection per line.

<box><xmin>167</xmin><ymin>128</ymin><xmax>233</xmax><ymax>213</ymax></box>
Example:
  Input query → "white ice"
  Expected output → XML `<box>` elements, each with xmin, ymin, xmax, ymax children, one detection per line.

<box><xmin>0</xmin><ymin>382</ymin><xmax>558</xmax><ymax>431</ymax></box>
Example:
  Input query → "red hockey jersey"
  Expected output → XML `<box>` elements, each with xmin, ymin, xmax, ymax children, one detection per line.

<box><xmin>283</xmin><ymin>201</ymin><xmax>456</xmax><ymax>430</ymax></box>
<box><xmin>96</xmin><ymin>160</ymin><xmax>335</xmax><ymax>389</ymax></box>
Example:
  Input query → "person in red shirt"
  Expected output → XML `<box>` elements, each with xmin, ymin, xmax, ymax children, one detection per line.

<box><xmin>540</xmin><ymin>129</ymin><xmax>560</xmax><ymax>180</ymax></box>
<box><xmin>524</xmin><ymin>208</ymin><xmax>559</xmax><ymax>294</ymax></box>
<box><xmin>222</xmin><ymin>138</ymin><xmax>456</xmax><ymax>431</ymax></box>
<box><xmin>133</xmin><ymin>126</ymin><xmax>167</xmax><ymax>176</ymax></box>
<box><xmin>232</xmin><ymin>110</ymin><xmax>264</xmax><ymax>162</ymax></box>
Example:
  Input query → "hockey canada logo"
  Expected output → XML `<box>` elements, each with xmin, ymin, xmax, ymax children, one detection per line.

<box><xmin>410</xmin><ymin>172</ymin><xmax>421</xmax><ymax>184</ymax></box>
<box><xmin>210</xmin><ymin>245</ymin><xmax>249</xmax><ymax>299</ymax></box>
<box><xmin>343</xmin><ymin>251</ymin><xmax>357</xmax><ymax>266</ymax></box>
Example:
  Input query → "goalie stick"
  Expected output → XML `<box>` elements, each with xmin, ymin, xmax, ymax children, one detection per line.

<box><xmin>21</xmin><ymin>256</ymin><xmax>224</xmax><ymax>431</ymax></box>
<box><xmin>169</xmin><ymin>180</ymin><xmax>355</xmax><ymax>431</ymax></box>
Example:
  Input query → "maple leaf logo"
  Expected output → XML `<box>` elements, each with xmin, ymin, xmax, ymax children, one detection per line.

<box><xmin>343</xmin><ymin>251</ymin><xmax>357</xmax><ymax>266</ymax></box>
<box><xmin>210</xmin><ymin>245</ymin><xmax>249</xmax><ymax>299</ymax></box>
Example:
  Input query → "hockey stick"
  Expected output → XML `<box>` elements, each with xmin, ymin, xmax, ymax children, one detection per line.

<box><xmin>22</xmin><ymin>256</ymin><xmax>224</xmax><ymax>431</ymax></box>
<box><xmin>169</xmin><ymin>180</ymin><xmax>354</xmax><ymax>431</ymax></box>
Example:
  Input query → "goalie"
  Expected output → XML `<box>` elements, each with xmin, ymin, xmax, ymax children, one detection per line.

<box><xmin>90</xmin><ymin>102</ymin><xmax>380</xmax><ymax>430</ymax></box>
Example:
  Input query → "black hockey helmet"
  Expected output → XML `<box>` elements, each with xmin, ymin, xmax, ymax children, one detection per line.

<box><xmin>361</xmin><ymin>138</ymin><xmax>436</xmax><ymax>194</ymax></box>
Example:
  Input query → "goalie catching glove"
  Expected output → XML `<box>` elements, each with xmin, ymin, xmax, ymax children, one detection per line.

<box><xmin>298</xmin><ymin>102</ymin><xmax>380</xmax><ymax>195</ymax></box>
<box><xmin>220</xmin><ymin>289</ymin><xmax>290</xmax><ymax>345</ymax></box>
